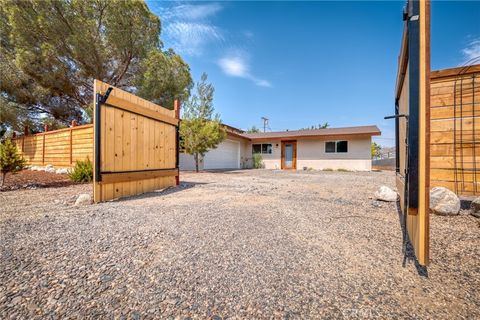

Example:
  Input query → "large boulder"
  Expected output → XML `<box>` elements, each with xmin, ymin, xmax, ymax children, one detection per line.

<box><xmin>430</xmin><ymin>187</ymin><xmax>460</xmax><ymax>216</ymax></box>
<box><xmin>374</xmin><ymin>186</ymin><xmax>398</xmax><ymax>202</ymax></box>
<box><xmin>470</xmin><ymin>198</ymin><xmax>480</xmax><ymax>218</ymax></box>
<box><xmin>74</xmin><ymin>194</ymin><xmax>92</xmax><ymax>206</ymax></box>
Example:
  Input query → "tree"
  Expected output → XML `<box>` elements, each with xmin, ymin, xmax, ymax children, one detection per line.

<box><xmin>136</xmin><ymin>49</ymin><xmax>193</xmax><ymax>109</ymax></box>
<box><xmin>0</xmin><ymin>139</ymin><xmax>26</xmax><ymax>186</ymax></box>
<box><xmin>299</xmin><ymin>122</ymin><xmax>329</xmax><ymax>130</ymax></box>
<box><xmin>371</xmin><ymin>142</ymin><xmax>382</xmax><ymax>158</ymax></box>
<box><xmin>0</xmin><ymin>0</ymin><xmax>192</xmax><ymax>129</ymax></box>
<box><xmin>180</xmin><ymin>73</ymin><xmax>226</xmax><ymax>172</ymax></box>
<box><xmin>246</xmin><ymin>126</ymin><xmax>260</xmax><ymax>133</ymax></box>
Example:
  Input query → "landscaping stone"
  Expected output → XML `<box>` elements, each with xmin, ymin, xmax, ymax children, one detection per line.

<box><xmin>430</xmin><ymin>187</ymin><xmax>460</xmax><ymax>216</ymax></box>
<box><xmin>45</xmin><ymin>165</ymin><xmax>56</xmax><ymax>173</ymax></box>
<box><xmin>55</xmin><ymin>168</ymin><xmax>69</xmax><ymax>175</ymax></box>
<box><xmin>374</xmin><ymin>186</ymin><xmax>398</xmax><ymax>202</ymax></box>
<box><xmin>470</xmin><ymin>197</ymin><xmax>480</xmax><ymax>218</ymax></box>
<box><xmin>74</xmin><ymin>193</ymin><xmax>92</xmax><ymax>206</ymax></box>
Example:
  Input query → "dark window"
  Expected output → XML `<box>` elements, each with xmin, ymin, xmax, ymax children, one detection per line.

<box><xmin>336</xmin><ymin>141</ymin><xmax>348</xmax><ymax>153</ymax></box>
<box><xmin>252</xmin><ymin>144</ymin><xmax>261</xmax><ymax>154</ymax></box>
<box><xmin>325</xmin><ymin>141</ymin><xmax>336</xmax><ymax>153</ymax></box>
<box><xmin>262</xmin><ymin>144</ymin><xmax>272</xmax><ymax>154</ymax></box>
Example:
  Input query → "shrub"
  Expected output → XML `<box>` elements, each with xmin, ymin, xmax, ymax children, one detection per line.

<box><xmin>253</xmin><ymin>153</ymin><xmax>264</xmax><ymax>169</ymax></box>
<box><xmin>0</xmin><ymin>139</ymin><xmax>27</xmax><ymax>186</ymax></box>
<box><xmin>69</xmin><ymin>158</ymin><xmax>93</xmax><ymax>183</ymax></box>
<box><xmin>336</xmin><ymin>168</ymin><xmax>350</xmax><ymax>172</ymax></box>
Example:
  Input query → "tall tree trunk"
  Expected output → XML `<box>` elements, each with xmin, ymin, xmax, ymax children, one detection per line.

<box><xmin>1</xmin><ymin>172</ymin><xmax>5</xmax><ymax>187</ymax></box>
<box><xmin>194</xmin><ymin>153</ymin><xmax>199</xmax><ymax>172</ymax></box>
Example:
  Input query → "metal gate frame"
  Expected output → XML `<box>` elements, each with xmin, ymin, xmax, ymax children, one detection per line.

<box><xmin>389</xmin><ymin>0</ymin><xmax>431</xmax><ymax>266</ymax></box>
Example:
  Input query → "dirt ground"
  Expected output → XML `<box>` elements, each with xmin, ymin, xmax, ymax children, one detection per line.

<box><xmin>0</xmin><ymin>170</ymin><xmax>75</xmax><ymax>191</ymax></box>
<box><xmin>0</xmin><ymin>170</ymin><xmax>479</xmax><ymax>319</ymax></box>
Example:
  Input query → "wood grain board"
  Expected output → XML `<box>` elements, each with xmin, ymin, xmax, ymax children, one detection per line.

<box><xmin>430</xmin><ymin>64</ymin><xmax>480</xmax><ymax>195</ymax></box>
<box><xmin>13</xmin><ymin>125</ymin><xmax>93</xmax><ymax>167</ymax></box>
<box><xmin>93</xmin><ymin>80</ymin><xmax>178</xmax><ymax>202</ymax></box>
<box><xmin>395</xmin><ymin>0</ymin><xmax>430</xmax><ymax>266</ymax></box>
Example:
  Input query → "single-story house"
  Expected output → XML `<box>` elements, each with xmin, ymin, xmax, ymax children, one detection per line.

<box><xmin>180</xmin><ymin>125</ymin><xmax>381</xmax><ymax>171</ymax></box>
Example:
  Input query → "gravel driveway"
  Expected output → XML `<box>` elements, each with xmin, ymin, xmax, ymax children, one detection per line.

<box><xmin>1</xmin><ymin>170</ymin><xmax>479</xmax><ymax>319</ymax></box>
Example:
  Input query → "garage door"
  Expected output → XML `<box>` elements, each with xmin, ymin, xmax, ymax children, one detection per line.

<box><xmin>204</xmin><ymin>139</ymin><xmax>240</xmax><ymax>169</ymax></box>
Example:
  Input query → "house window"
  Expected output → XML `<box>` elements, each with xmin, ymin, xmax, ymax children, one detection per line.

<box><xmin>325</xmin><ymin>142</ymin><xmax>336</xmax><ymax>153</ymax></box>
<box><xmin>252</xmin><ymin>144</ymin><xmax>273</xmax><ymax>154</ymax></box>
<box><xmin>262</xmin><ymin>144</ymin><xmax>272</xmax><ymax>154</ymax></box>
<box><xmin>325</xmin><ymin>141</ymin><xmax>348</xmax><ymax>153</ymax></box>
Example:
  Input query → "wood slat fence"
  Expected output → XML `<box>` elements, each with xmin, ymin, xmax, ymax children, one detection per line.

<box><xmin>93</xmin><ymin>80</ymin><xmax>179</xmax><ymax>202</ymax></box>
<box><xmin>430</xmin><ymin>64</ymin><xmax>480</xmax><ymax>196</ymax></box>
<box><xmin>13</xmin><ymin>124</ymin><xmax>93</xmax><ymax>168</ymax></box>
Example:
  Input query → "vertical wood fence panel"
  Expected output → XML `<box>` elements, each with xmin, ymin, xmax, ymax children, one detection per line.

<box><xmin>93</xmin><ymin>80</ymin><xmax>179</xmax><ymax>203</ymax></box>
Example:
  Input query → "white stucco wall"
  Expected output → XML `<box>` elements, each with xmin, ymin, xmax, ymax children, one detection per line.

<box><xmin>246</xmin><ymin>136</ymin><xmax>372</xmax><ymax>171</ymax></box>
<box><xmin>180</xmin><ymin>133</ymin><xmax>250</xmax><ymax>171</ymax></box>
<box><xmin>179</xmin><ymin>152</ymin><xmax>203</xmax><ymax>171</ymax></box>
<box><xmin>297</xmin><ymin>137</ymin><xmax>372</xmax><ymax>171</ymax></box>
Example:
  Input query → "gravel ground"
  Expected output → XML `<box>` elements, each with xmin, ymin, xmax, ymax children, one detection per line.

<box><xmin>0</xmin><ymin>169</ymin><xmax>479</xmax><ymax>319</ymax></box>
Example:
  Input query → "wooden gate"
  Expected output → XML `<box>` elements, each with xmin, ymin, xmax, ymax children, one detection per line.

<box><xmin>93</xmin><ymin>80</ymin><xmax>179</xmax><ymax>202</ymax></box>
<box><xmin>391</xmin><ymin>0</ymin><xmax>430</xmax><ymax>265</ymax></box>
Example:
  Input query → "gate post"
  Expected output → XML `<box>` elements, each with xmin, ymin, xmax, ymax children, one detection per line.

<box><xmin>174</xmin><ymin>99</ymin><xmax>180</xmax><ymax>186</ymax></box>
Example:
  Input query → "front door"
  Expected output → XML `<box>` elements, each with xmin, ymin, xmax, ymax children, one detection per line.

<box><xmin>281</xmin><ymin>141</ymin><xmax>297</xmax><ymax>169</ymax></box>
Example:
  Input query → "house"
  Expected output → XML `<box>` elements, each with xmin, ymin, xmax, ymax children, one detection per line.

<box><xmin>180</xmin><ymin>124</ymin><xmax>381</xmax><ymax>171</ymax></box>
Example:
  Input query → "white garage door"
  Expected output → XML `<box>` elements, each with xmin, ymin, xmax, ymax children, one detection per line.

<box><xmin>204</xmin><ymin>139</ymin><xmax>240</xmax><ymax>169</ymax></box>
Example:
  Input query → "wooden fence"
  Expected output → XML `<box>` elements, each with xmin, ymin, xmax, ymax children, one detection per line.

<box><xmin>393</xmin><ymin>0</ymin><xmax>430</xmax><ymax>266</ymax></box>
<box><xmin>430</xmin><ymin>64</ymin><xmax>480</xmax><ymax>196</ymax></box>
<box><xmin>13</xmin><ymin>124</ymin><xmax>93</xmax><ymax>168</ymax></box>
<box><xmin>93</xmin><ymin>80</ymin><xmax>179</xmax><ymax>202</ymax></box>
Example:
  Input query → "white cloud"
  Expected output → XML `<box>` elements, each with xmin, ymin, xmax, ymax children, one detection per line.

<box><xmin>165</xmin><ymin>22</ymin><xmax>223</xmax><ymax>56</ymax></box>
<box><xmin>462</xmin><ymin>38</ymin><xmax>480</xmax><ymax>64</ymax></box>
<box><xmin>218</xmin><ymin>53</ymin><xmax>272</xmax><ymax>88</ymax></box>
<box><xmin>218</xmin><ymin>56</ymin><xmax>249</xmax><ymax>77</ymax></box>
<box><xmin>162</xmin><ymin>3</ymin><xmax>223</xmax><ymax>21</ymax></box>
<box><xmin>158</xmin><ymin>3</ymin><xmax>224</xmax><ymax>56</ymax></box>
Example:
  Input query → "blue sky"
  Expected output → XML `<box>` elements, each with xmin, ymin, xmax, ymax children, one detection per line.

<box><xmin>147</xmin><ymin>1</ymin><xmax>480</xmax><ymax>147</ymax></box>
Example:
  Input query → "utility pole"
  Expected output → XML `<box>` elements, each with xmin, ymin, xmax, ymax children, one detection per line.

<box><xmin>261</xmin><ymin>117</ymin><xmax>269</xmax><ymax>132</ymax></box>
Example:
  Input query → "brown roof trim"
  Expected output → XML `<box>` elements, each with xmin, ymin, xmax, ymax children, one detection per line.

<box><xmin>431</xmin><ymin>64</ymin><xmax>480</xmax><ymax>80</ymax></box>
<box><xmin>227</xmin><ymin>131</ymin><xmax>251</xmax><ymax>140</ymax></box>
<box><xmin>241</xmin><ymin>125</ymin><xmax>381</xmax><ymax>140</ymax></box>
<box><xmin>249</xmin><ymin>133</ymin><xmax>378</xmax><ymax>143</ymax></box>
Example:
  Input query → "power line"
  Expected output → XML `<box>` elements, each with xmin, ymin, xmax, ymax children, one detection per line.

<box><xmin>261</xmin><ymin>117</ymin><xmax>269</xmax><ymax>132</ymax></box>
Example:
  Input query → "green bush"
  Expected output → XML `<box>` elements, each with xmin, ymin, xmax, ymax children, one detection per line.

<box><xmin>0</xmin><ymin>139</ymin><xmax>27</xmax><ymax>186</ymax></box>
<box><xmin>253</xmin><ymin>153</ymin><xmax>263</xmax><ymax>169</ymax></box>
<box><xmin>69</xmin><ymin>158</ymin><xmax>93</xmax><ymax>182</ymax></box>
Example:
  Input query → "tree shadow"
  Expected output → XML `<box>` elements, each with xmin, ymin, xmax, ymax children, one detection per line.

<box><xmin>396</xmin><ymin>201</ymin><xmax>429</xmax><ymax>277</ymax></box>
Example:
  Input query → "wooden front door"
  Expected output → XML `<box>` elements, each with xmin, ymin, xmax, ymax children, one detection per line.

<box><xmin>281</xmin><ymin>141</ymin><xmax>297</xmax><ymax>169</ymax></box>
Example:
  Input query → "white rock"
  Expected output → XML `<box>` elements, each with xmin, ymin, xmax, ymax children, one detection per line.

<box><xmin>45</xmin><ymin>164</ymin><xmax>54</xmax><ymax>169</ymax></box>
<box><xmin>55</xmin><ymin>168</ymin><xmax>69</xmax><ymax>174</ymax></box>
<box><xmin>45</xmin><ymin>166</ymin><xmax>56</xmax><ymax>173</ymax></box>
<box><xmin>374</xmin><ymin>186</ymin><xmax>398</xmax><ymax>202</ymax></box>
<box><xmin>430</xmin><ymin>187</ymin><xmax>460</xmax><ymax>216</ymax></box>
<box><xmin>74</xmin><ymin>194</ymin><xmax>92</xmax><ymax>206</ymax></box>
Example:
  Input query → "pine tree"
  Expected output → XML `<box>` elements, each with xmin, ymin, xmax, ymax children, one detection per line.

<box><xmin>0</xmin><ymin>139</ymin><xmax>26</xmax><ymax>186</ymax></box>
